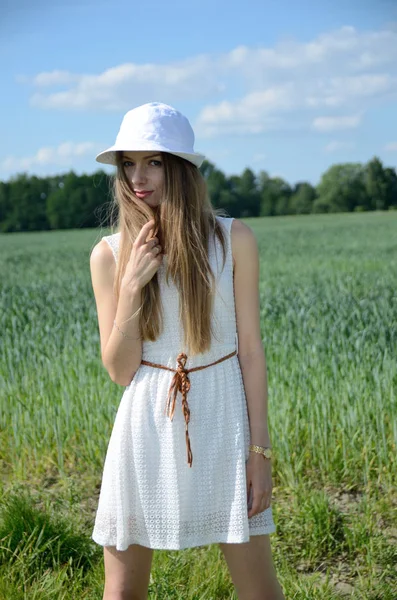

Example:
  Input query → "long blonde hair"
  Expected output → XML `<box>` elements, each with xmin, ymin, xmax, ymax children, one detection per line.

<box><xmin>107</xmin><ymin>151</ymin><xmax>229</xmax><ymax>356</ymax></box>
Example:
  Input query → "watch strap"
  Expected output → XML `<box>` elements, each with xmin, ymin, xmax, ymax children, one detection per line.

<box><xmin>249</xmin><ymin>444</ymin><xmax>272</xmax><ymax>459</ymax></box>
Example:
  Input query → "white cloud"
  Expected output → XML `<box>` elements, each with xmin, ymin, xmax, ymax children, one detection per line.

<box><xmin>194</xmin><ymin>70</ymin><xmax>396</xmax><ymax>137</ymax></box>
<box><xmin>16</xmin><ymin>24</ymin><xmax>397</xmax><ymax>140</ymax></box>
<box><xmin>312</xmin><ymin>114</ymin><xmax>363</xmax><ymax>132</ymax></box>
<box><xmin>385</xmin><ymin>141</ymin><xmax>397</xmax><ymax>151</ymax></box>
<box><xmin>217</xmin><ymin>26</ymin><xmax>397</xmax><ymax>75</ymax></box>
<box><xmin>29</xmin><ymin>56</ymin><xmax>221</xmax><ymax>111</ymax></box>
<box><xmin>195</xmin><ymin>87</ymin><xmax>293</xmax><ymax>137</ymax></box>
<box><xmin>33</xmin><ymin>70</ymin><xmax>81</xmax><ymax>86</ymax></box>
<box><xmin>324</xmin><ymin>140</ymin><xmax>356</xmax><ymax>152</ymax></box>
<box><xmin>305</xmin><ymin>73</ymin><xmax>396</xmax><ymax>108</ymax></box>
<box><xmin>0</xmin><ymin>141</ymin><xmax>102</xmax><ymax>173</ymax></box>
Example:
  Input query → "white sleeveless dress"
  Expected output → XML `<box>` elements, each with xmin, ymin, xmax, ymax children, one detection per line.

<box><xmin>92</xmin><ymin>216</ymin><xmax>276</xmax><ymax>551</ymax></box>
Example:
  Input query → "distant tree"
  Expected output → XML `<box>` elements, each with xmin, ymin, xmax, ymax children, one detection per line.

<box><xmin>364</xmin><ymin>157</ymin><xmax>397</xmax><ymax>210</ymax></box>
<box><xmin>0</xmin><ymin>181</ymin><xmax>11</xmax><ymax>232</ymax></box>
<box><xmin>206</xmin><ymin>167</ymin><xmax>228</xmax><ymax>207</ymax></box>
<box><xmin>218</xmin><ymin>188</ymin><xmax>239</xmax><ymax>213</ymax></box>
<box><xmin>258</xmin><ymin>171</ymin><xmax>275</xmax><ymax>216</ymax></box>
<box><xmin>227</xmin><ymin>169</ymin><xmax>261</xmax><ymax>217</ymax></box>
<box><xmin>236</xmin><ymin>168</ymin><xmax>261</xmax><ymax>217</ymax></box>
<box><xmin>312</xmin><ymin>196</ymin><xmax>333</xmax><ymax>213</ymax></box>
<box><xmin>5</xmin><ymin>173</ymin><xmax>50</xmax><ymax>232</ymax></box>
<box><xmin>257</xmin><ymin>170</ymin><xmax>270</xmax><ymax>187</ymax></box>
<box><xmin>316</xmin><ymin>163</ymin><xmax>367</xmax><ymax>212</ymax></box>
<box><xmin>199</xmin><ymin>159</ymin><xmax>216</xmax><ymax>180</ymax></box>
<box><xmin>1</xmin><ymin>158</ymin><xmax>396</xmax><ymax>232</ymax></box>
<box><xmin>47</xmin><ymin>171</ymin><xmax>109</xmax><ymax>229</ymax></box>
<box><xmin>364</xmin><ymin>157</ymin><xmax>387</xmax><ymax>210</ymax></box>
<box><xmin>289</xmin><ymin>182</ymin><xmax>317</xmax><ymax>214</ymax></box>
<box><xmin>47</xmin><ymin>171</ymin><xmax>77</xmax><ymax>229</ymax></box>
<box><xmin>260</xmin><ymin>176</ymin><xmax>292</xmax><ymax>216</ymax></box>
<box><xmin>384</xmin><ymin>167</ymin><xmax>397</xmax><ymax>208</ymax></box>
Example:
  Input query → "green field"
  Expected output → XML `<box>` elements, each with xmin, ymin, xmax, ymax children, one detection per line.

<box><xmin>0</xmin><ymin>211</ymin><xmax>396</xmax><ymax>599</ymax></box>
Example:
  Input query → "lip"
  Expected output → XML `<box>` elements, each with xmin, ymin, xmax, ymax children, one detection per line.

<box><xmin>134</xmin><ymin>190</ymin><xmax>153</xmax><ymax>198</ymax></box>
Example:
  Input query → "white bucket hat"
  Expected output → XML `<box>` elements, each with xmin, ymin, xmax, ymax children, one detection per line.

<box><xmin>95</xmin><ymin>102</ymin><xmax>205</xmax><ymax>168</ymax></box>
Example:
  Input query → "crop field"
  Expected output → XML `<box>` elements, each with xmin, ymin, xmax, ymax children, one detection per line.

<box><xmin>0</xmin><ymin>211</ymin><xmax>396</xmax><ymax>599</ymax></box>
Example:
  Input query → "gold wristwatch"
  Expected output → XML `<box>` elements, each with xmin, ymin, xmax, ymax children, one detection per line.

<box><xmin>249</xmin><ymin>444</ymin><xmax>272</xmax><ymax>460</ymax></box>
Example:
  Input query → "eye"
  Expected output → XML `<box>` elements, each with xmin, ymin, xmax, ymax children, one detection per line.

<box><xmin>122</xmin><ymin>159</ymin><xmax>162</xmax><ymax>168</ymax></box>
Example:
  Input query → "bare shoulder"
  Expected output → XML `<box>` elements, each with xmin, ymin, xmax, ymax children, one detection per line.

<box><xmin>230</xmin><ymin>219</ymin><xmax>262</xmax><ymax>357</ymax></box>
<box><xmin>90</xmin><ymin>238</ymin><xmax>116</xmax><ymax>282</ymax></box>
<box><xmin>90</xmin><ymin>239</ymin><xmax>117</xmax><ymax>310</ymax></box>
<box><xmin>90</xmin><ymin>239</ymin><xmax>118</xmax><ymax>363</ymax></box>
<box><xmin>230</xmin><ymin>218</ymin><xmax>258</xmax><ymax>271</ymax></box>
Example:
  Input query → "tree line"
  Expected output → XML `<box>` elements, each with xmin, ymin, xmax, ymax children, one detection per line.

<box><xmin>0</xmin><ymin>156</ymin><xmax>396</xmax><ymax>232</ymax></box>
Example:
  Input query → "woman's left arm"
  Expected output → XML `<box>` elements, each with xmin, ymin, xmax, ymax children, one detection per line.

<box><xmin>231</xmin><ymin>219</ymin><xmax>273</xmax><ymax>518</ymax></box>
<box><xmin>231</xmin><ymin>219</ymin><xmax>272</xmax><ymax>448</ymax></box>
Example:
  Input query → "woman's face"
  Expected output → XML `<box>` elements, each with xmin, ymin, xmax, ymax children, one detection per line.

<box><xmin>122</xmin><ymin>150</ymin><xmax>165</xmax><ymax>208</ymax></box>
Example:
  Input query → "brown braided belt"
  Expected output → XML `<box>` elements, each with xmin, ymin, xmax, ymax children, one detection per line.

<box><xmin>140</xmin><ymin>350</ymin><xmax>237</xmax><ymax>467</ymax></box>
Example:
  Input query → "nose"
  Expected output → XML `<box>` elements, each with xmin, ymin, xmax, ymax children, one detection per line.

<box><xmin>131</xmin><ymin>162</ymin><xmax>147</xmax><ymax>186</ymax></box>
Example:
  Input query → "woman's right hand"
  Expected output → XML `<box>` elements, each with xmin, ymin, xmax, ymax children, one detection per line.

<box><xmin>121</xmin><ymin>219</ymin><xmax>163</xmax><ymax>292</ymax></box>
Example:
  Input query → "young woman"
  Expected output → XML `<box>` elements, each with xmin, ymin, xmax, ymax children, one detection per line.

<box><xmin>90</xmin><ymin>102</ymin><xmax>285</xmax><ymax>600</ymax></box>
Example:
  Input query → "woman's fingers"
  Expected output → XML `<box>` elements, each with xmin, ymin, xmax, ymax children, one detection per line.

<box><xmin>248</xmin><ymin>487</ymin><xmax>272</xmax><ymax>517</ymax></box>
<box><xmin>134</xmin><ymin>219</ymin><xmax>156</xmax><ymax>249</ymax></box>
<box><xmin>123</xmin><ymin>219</ymin><xmax>163</xmax><ymax>290</ymax></box>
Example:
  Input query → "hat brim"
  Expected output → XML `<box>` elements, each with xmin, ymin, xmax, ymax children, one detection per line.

<box><xmin>95</xmin><ymin>144</ymin><xmax>205</xmax><ymax>168</ymax></box>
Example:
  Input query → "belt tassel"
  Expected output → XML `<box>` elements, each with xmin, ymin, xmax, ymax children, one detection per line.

<box><xmin>165</xmin><ymin>353</ymin><xmax>193</xmax><ymax>467</ymax></box>
<box><xmin>141</xmin><ymin>349</ymin><xmax>237</xmax><ymax>468</ymax></box>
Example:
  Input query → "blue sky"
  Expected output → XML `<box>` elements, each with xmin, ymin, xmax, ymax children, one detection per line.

<box><xmin>1</xmin><ymin>0</ymin><xmax>397</xmax><ymax>186</ymax></box>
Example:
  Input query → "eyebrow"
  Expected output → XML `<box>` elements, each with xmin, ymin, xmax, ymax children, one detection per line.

<box><xmin>122</xmin><ymin>153</ymin><xmax>161</xmax><ymax>160</ymax></box>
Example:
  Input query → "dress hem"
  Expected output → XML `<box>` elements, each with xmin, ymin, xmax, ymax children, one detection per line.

<box><xmin>91</xmin><ymin>524</ymin><xmax>277</xmax><ymax>552</ymax></box>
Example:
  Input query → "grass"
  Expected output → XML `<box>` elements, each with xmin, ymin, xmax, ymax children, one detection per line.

<box><xmin>0</xmin><ymin>211</ymin><xmax>396</xmax><ymax>598</ymax></box>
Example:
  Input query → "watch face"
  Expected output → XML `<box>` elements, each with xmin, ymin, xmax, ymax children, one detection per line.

<box><xmin>264</xmin><ymin>449</ymin><xmax>272</xmax><ymax>458</ymax></box>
